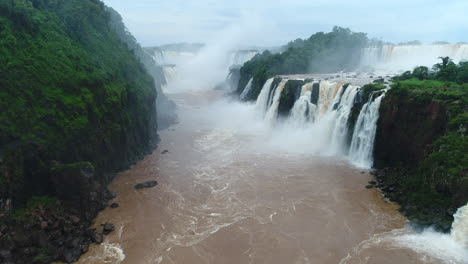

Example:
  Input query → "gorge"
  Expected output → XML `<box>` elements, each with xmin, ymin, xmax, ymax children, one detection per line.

<box><xmin>0</xmin><ymin>1</ymin><xmax>467</xmax><ymax>264</ymax></box>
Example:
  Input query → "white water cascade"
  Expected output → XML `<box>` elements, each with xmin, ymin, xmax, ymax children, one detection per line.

<box><xmin>451</xmin><ymin>203</ymin><xmax>468</xmax><ymax>249</ymax></box>
<box><xmin>255</xmin><ymin>78</ymin><xmax>275</xmax><ymax>118</ymax></box>
<box><xmin>264</xmin><ymin>80</ymin><xmax>287</xmax><ymax>125</ymax></box>
<box><xmin>348</xmin><ymin>91</ymin><xmax>386</xmax><ymax>168</ymax></box>
<box><xmin>388</xmin><ymin>203</ymin><xmax>468</xmax><ymax>263</ymax></box>
<box><xmin>239</xmin><ymin>78</ymin><xmax>253</xmax><ymax>100</ymax></box>
<box><xmin>254</xmin><ymin>78</ymin><xmax>382</xmax><ymax>165</ymax></box>
<box><xmin>289</xmin><ymin>91</ymin><xmax>316</xmax><ymax>127</ymax></box>
<box><xmin>361</xmin><ymin>44</ymin><xmax>468</xmax><ymax>72</ymax></box>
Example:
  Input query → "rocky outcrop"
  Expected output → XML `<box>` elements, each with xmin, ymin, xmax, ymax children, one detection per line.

<box><xmin>374</xmin><ymin>95</ymin><xmax>448</xmax><ymax>168</ymax></box>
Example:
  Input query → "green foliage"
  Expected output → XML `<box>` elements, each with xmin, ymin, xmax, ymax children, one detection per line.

<box><xmin>360</xmin><ymin>83</ymin><xmax>386</xmax><ymax>101</ymax></box>
<box><xmin>392</xmin><ymin>57</ymin><xmax>468</xmax><ymax>84</ymax></box>
<box><xmin>238</xmin><ymin>27</ymin><xmax>369</xmax><ymax>98</ymax></box>
<box><xmin>386</xmin><ymin>60</ymin><xmax>468</xmax><ymax>226</ymax></box>
<box><xmin>0</xmin><ymin>0</ymin><xmax>158</xmax><ymax>206</ymax></box>
<box><xmin>12</xmin><ymin>196</ymin><xmax>60</xmax><ymax>222</ymax></box>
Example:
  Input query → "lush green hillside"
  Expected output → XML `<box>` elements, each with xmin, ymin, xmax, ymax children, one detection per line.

<box><xmin>237</xmin><ymin>27</ymin><xmax>372</xmax><ymax>100</ymax></box>
<box><xmin>0</xmin><ymin>0</ymin><xmax>159</xmax><ymax>205</ymax></box>
<box><xmin>0</xmin><ymin>0</ymin><xmax>163</xmax><ymax>262</ymax></box>
<box><xmin>373</xmin><ymin>58</ymin><xmax>468</xmax><ymax>231</ymax></box>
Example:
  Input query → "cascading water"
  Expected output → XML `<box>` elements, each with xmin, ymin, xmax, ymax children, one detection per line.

<box><xmin>451</xmin><ymin>203</ymin><xmax>468</xmax><ymax>249</ymax></box>
<box><xmin>252</xmin><ymin>76</ymin><xmax>387</xmax><ymax>167</ymax></box>
<box><xmin>264</xmin><ymin>80</ymin><xmax>287</xmax><ymax>125</ymax></box>
<box><xmin>361</xmin><ymin>44</ymin><xmax>468</xmax><ymax>71</ymax></box>
<box><xmin>255</xmin><ymin>78</ymin><xmax>275</xmax><ymax>118</ymax></box>
<box><xmin>239</xmin><ymin>78</ymin><xmax>253</xmax><ymax>100</ymax></box>
<box><xmin>348</xmin><ymin>91</ymin><xmax>386</xmax><ymax>168</ymax></box>
<box><xmin>328</xmin><ymin>85</ymin><xmax>360</xmax><ymax>155</ymax></box>
<box><xmin>288</xmin><ymin>91</ymin><xmax>316</xmax><ymax>127</ymax></box>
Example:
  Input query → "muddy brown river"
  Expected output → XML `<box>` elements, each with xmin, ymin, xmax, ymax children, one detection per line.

<box><xmin>77</xmin><ymin>90</ymin><xmax>462</xmax><ymax>264</ymax></box>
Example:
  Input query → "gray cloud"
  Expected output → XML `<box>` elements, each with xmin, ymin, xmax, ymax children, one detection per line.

<box><xmin>104</xmin><ymin>0</ymin><xmax>468</xmax><ymax>47</ymax></box>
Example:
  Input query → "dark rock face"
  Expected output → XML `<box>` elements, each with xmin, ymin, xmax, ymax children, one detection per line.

<box><xmin>51</xmin><ymin>162</ymin><xmax>106</xmax><ymax>221</ymax></box>
<box><xmin>310</xmin><ymin>83</ymin><xmax>320</xmax><ymax>105</ymax></box>
<box><xmin>278</xmin><ymin>80</ymin><xmax>305</xmax><ymax>116</ymax></box>
<box><xmin>135</xmin><ymin>181</ymin><xmax>158</xmax><ymax>190</ymax></box>
<box><xmin>0</xmin><ymin>204</ymin><xmax>103</xmax><ymax>263</ymax></box>
<box><xmin>374</xmin><ymin>96</ymin><xmax>448</xmax><ymax>168</ymax></box>
<box><xmin>101</xmin><ymin>223</ymin><xmax>115</xmax><ymax>235</ymax></box>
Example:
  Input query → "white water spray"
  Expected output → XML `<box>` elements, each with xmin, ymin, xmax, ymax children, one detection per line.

<box><xmin>240</xmin><ymin>78</ymin><xmax>253</xmax><ymax>100</ymax></box>
<box><xmin>264</xmin><ymin>80</ymin><xmax>287</xmax><ymax>125</ymax></box>
<box><xmin>348</xmin><ymin>91</ymin><xmax>386</xmax><ymax>168</ymax></box>
<box><xmin>451</xmin><ymin>204</ymin><xmax>468</xmax><ymax>249</ymax></box>
<box><xmin>255</xmin><ymin>78</ymin><xmax>275</xmax><ymax>118</ymax></box>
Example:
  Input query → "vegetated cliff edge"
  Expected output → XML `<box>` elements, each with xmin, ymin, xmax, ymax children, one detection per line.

<box><xmin>371</xmin><ymin>62</ymin><xmax>468</xmax><ymax>231</ymax></box>
<box><xmin>0</xmin><ymin>0</ymin><xmax>164</xmax><ymax>263</ymax></box>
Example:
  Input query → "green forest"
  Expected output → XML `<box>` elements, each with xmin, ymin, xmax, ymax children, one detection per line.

<box><xmin>375</xmin><ymin>58</ymin><xmax>468</xmax><ymax>229</ymax></box>
<box><xmin>0</xmin><ymin>0</ymin><xmax>159</xmax><ymax>206</ymax></box>
<box><xmin>237</xmin><ymin>27</ymin><xmax>372</xmax><ymax>100</ymax></box>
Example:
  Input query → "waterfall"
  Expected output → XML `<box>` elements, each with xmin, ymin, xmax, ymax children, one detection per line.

<box><xmin>289</xmin><ymin>91</ymin><xmax>316</xmax><ymax>126</ymax></box>
<box><xmin>451</xmin><ymin>203</ymin><xmax>468</xmax><ymax>249</ymax></box>
<box><xmin>255</xmin><ymin>78</ymin><xmax>275</xmax><ymax>118</ymax></box>
<box><xmin>229</xmin><ymin>50</ymin><xmax>259</xmax><ymax>66</ymax></box>
<box><xmin>264</xmin><ymin>80</ymin><xmax>287</xmax><ymax>125</ymax></box>
<box><xmin>361</xmin><ymin>44</ymin><xmax>468</xmax><ymax>71</ymax></box>
<box><xmin>328</xmin><ymin>85</ymin><xmax>360</xmax><ymax>154</ymax></box>
<box><xmin>239</xmin><ymin>78</ymin><xmax>253</xmax><ymax>100</ymax></box>
<box><xmin>162</xmin><ymin>66</ymin><xmax>177</xmax><ymax>83</ymax></box>
<box><xmin>348</xmin><ymin>91</ymin><xmax>386</xmax><ymax>168</ymax></box>
<box><xmin>250</xmin><ymin>77</ymin><xmax>387</xmax><ymax>167</ymax></box>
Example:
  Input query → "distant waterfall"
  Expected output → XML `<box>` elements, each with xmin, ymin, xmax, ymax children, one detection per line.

<box><xmin>253</xmin><ymin>77</ymin><xmax>387</xmax><ymax>165</ymax></box>
<box><xmin>451</xmin><ymin>203</ymin><xmax>468</xmax><ymax>249</ymax></box>
<box><xmin>361</xmin><ymin>44</ymin><xmax>468</xmax><ymax>71</ymax></box>
<box><xmin>239</xmin><ymin>78</ymin><xmax>253</xmax><ymax>100</ymax></box>
<box><xmin>229</xmin><ymin>50</ymin><xmax>259</xmax><ymax>66</ymax></box>
<box><xmin>348</xmin><ymin>91</ymin><xmax>386</xmax><ymax>168</ymax></box>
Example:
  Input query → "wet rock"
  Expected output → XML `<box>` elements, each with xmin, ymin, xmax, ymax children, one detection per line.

<box><xmin>0</xmin><ymin>249</ymin><xmax>12</xmax><ymax>260</ymax></box>
<box><xmin>63</xmin><ymin>247</ymin><xmax>82</xmax><ymax>263</ymax></box>
<box><xmin>92</xmin><ymin>231</ymin><xmax>103</xmax><ymax>244</ymax></box>
<box><xmin>135</xmin><ymin>181</ymin><xmax>158</xmax><ymax>190</ymax></box>
<box><xmin>101</xmin><ymin>223</ymin><xmax>115</xmax><ymax>235</ymax></box>
<box><xmin>161</xmin><ymin>149</ymin><xmax>169</xmax><ymax>154</ymax></box>
<box><xmin>365</xmin><ymin>185</ymin><xmax>374</xmax><ymax>189</ymax></box>
<box><xmin>51</xmin><ymin>162</ymin><xmax>107</xmax><ymax>221</ymax></box>
<box><xmin>110</xmin><ymin>203</ymin><xmax>119</xmax><ymax>209</ymax></box>
<box><xmin>368</xmin><ymin>180</ymin><xmax>376</xmax><ymax>185</ymax></box>
<box><xmin>70</xmin><ymin>215</ymin><xmax>81</xmax><ymax>224</ymax></box>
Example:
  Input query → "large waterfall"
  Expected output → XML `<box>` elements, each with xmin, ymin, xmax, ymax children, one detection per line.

<box><xmin>361</xmin><ymin>44</ymin><xmax>468</xmax><ymax>71</ymax></box>
<box><xmin>254</xmin><ymin>77</ymin><xmax>382</xmax><ymax>167</ymax></box>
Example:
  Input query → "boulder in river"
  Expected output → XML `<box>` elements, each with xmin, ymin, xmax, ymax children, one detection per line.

<box><xmin>135</xmin><ymin>181</ymin><xmax>158</xmax><ymax>190</ymax></box>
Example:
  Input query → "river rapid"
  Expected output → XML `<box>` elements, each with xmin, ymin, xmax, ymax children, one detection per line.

<box><xmin>77</xmin><ymin>89</ymin><xmax>466</xmax><ymax>264</ymax></box>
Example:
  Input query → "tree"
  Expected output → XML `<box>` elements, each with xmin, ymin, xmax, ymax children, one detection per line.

<box><xmin>433</xmin><ymin>57</ymin><xmax>457</xmax><ymax>81</ymax></box>
<box><xmin>412</xmin><ymin>66</ymin><xmax>429</xmax><ymax>80</ymax></box>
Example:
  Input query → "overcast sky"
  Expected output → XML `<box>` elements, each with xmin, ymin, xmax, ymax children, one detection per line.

<box><xmin>103</xmin><ymin>0</ymin><xmax>468</xmax><ymax>47</ymax></box>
